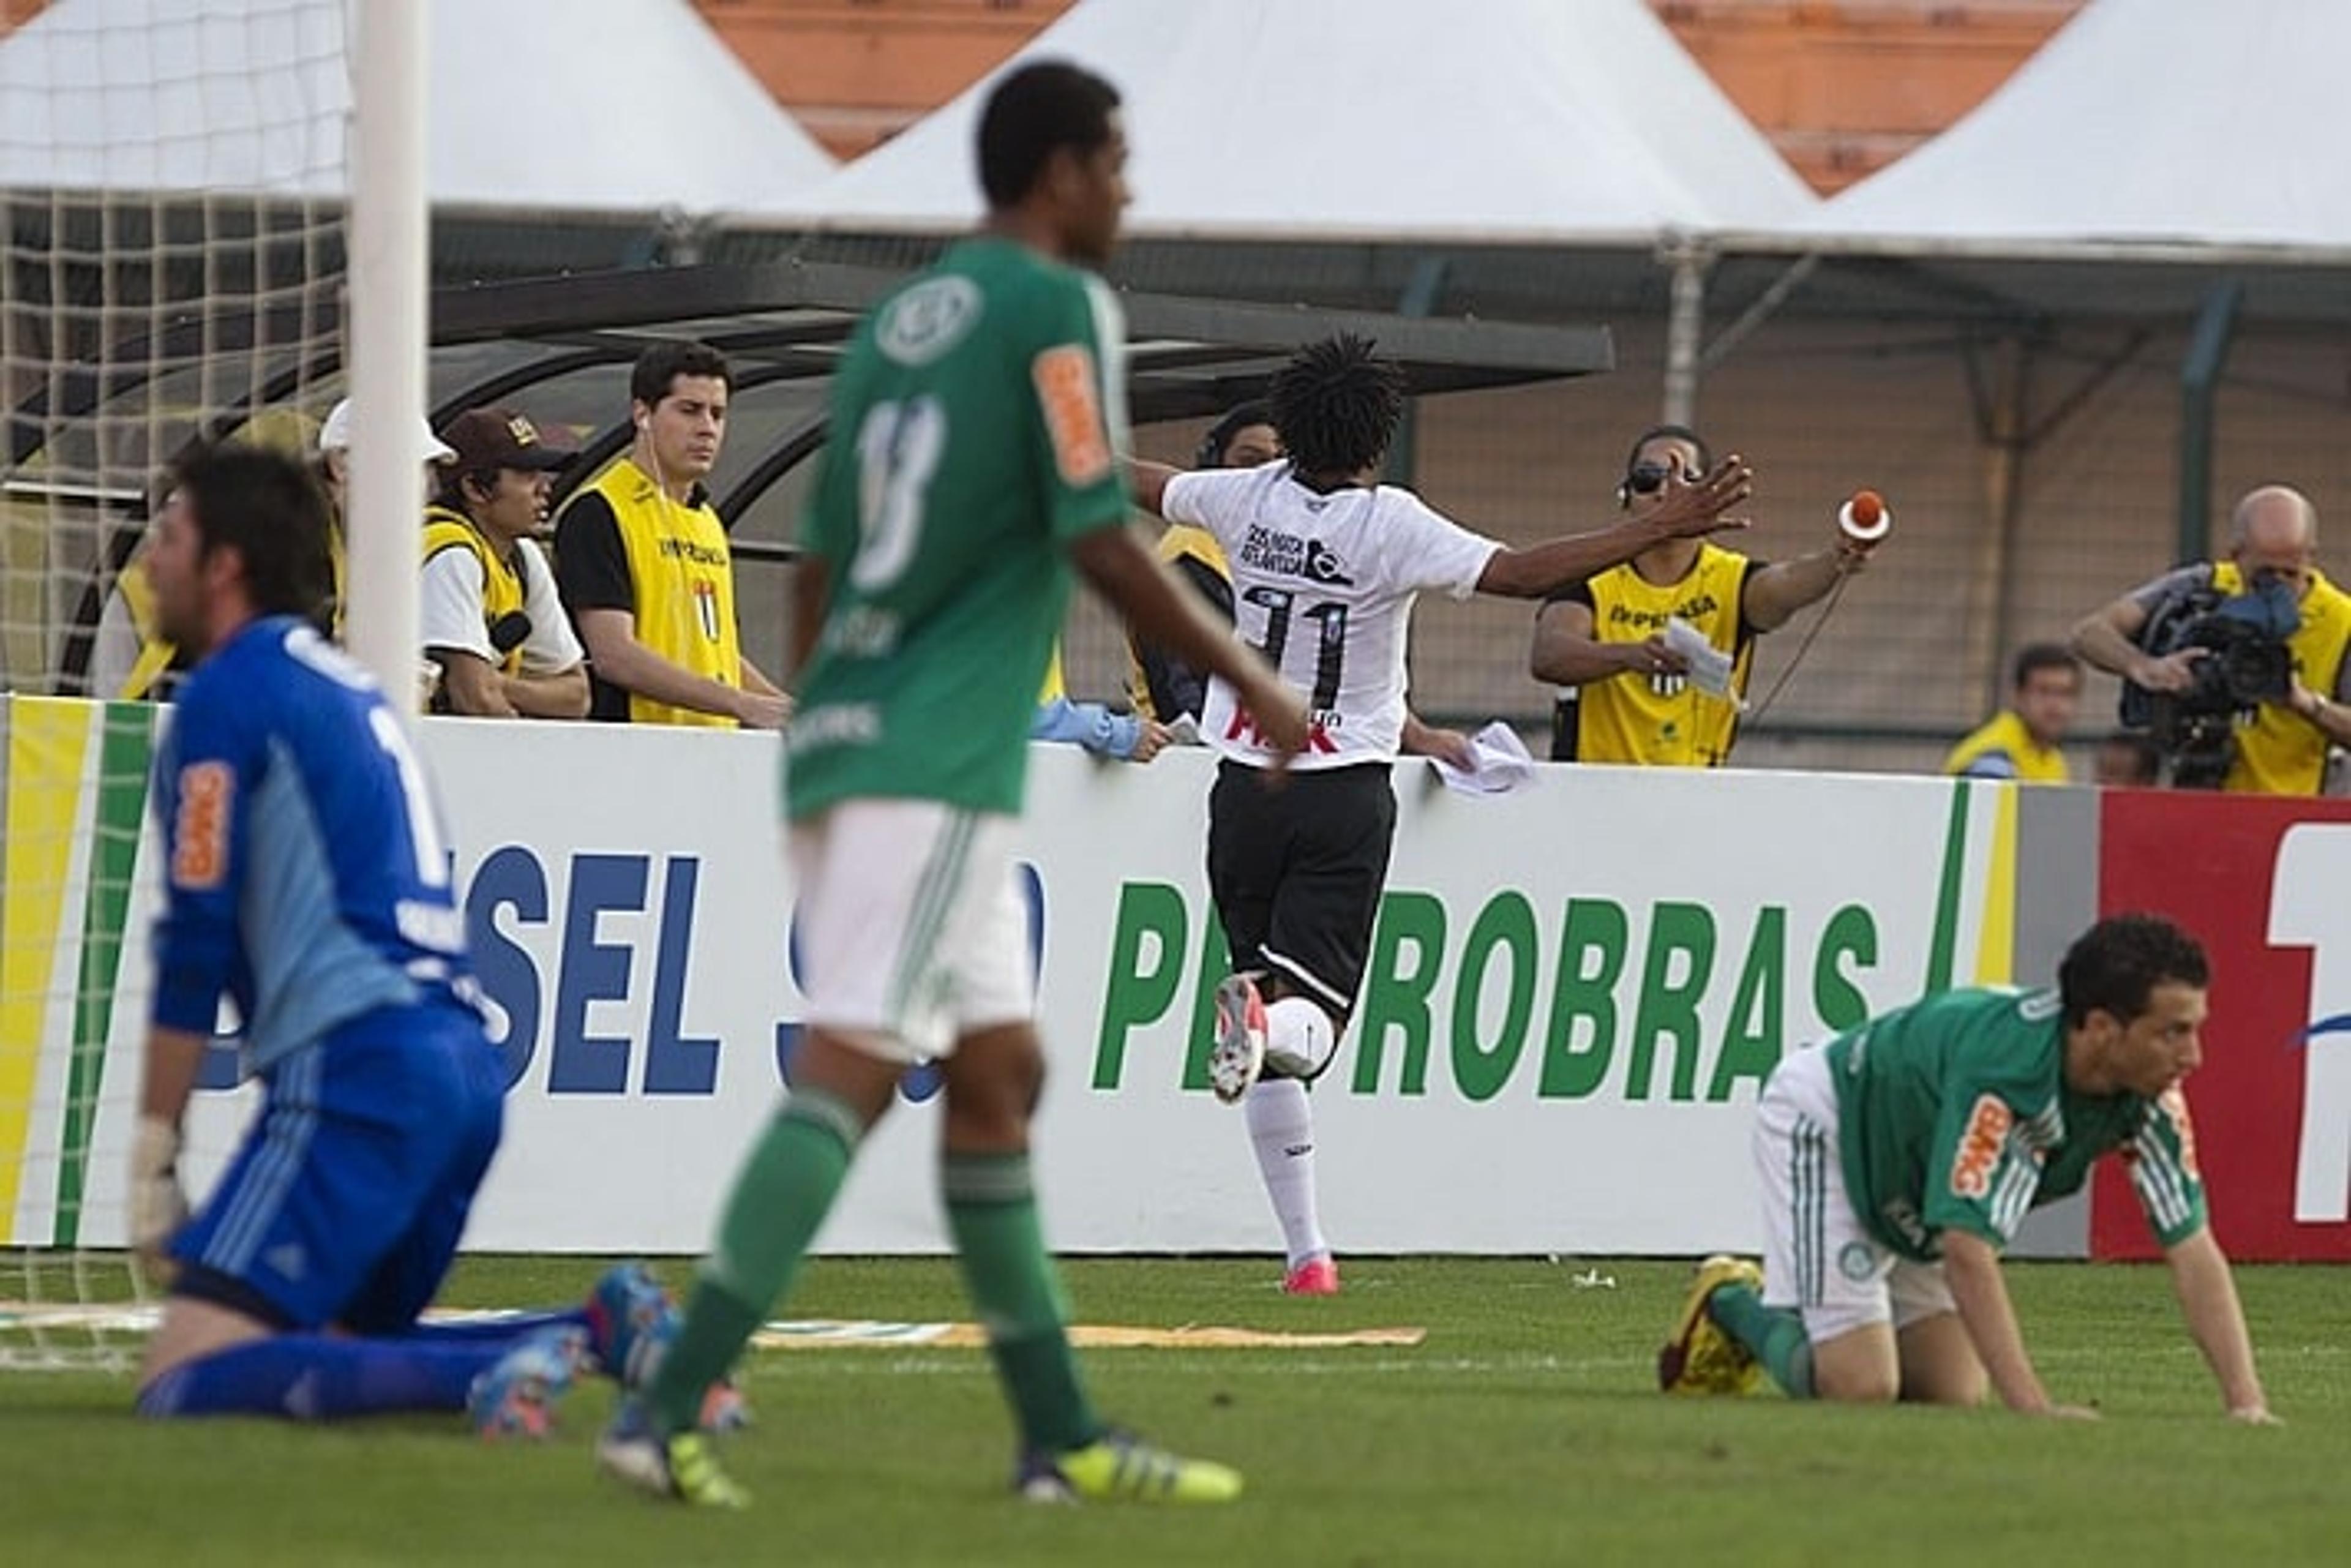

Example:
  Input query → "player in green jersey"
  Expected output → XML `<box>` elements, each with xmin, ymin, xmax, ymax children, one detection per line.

<box><xmin>596</xmin><ymin>61</ymin><xmax>1308</xmax><ymax>1509</ymax></box>
<box><xmin>1662</xmin><ymin>914</ymin><xmax>2276</xmax><ymax>1422</ymax></box>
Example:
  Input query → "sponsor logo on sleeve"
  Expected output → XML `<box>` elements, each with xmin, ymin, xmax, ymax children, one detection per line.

<box><xmin>1033</xmin><ymin>343</ymin><xmax>1112</xmax><ymax>486</ymax></box>
<box><xmin>1949</xmin><ymin>1092</ymin><xmax>2014</xmax><ymax>1199</ymax></box>
<box><xmin>171</xmin><ymin>761</ymin><xmax>233</xmax><ymax>890</ymax></box>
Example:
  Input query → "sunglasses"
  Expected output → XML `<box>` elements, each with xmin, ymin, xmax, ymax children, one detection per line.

<box><xmin>1625</xmin><ymin>460</ymin><xmax>1685</xmax><ymax>495</ymax></box>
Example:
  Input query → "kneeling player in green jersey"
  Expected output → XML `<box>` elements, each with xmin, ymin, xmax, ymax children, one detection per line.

<box><xmin>1663</xmin><ymin>914</ymin><xmax>2276</xmax><ymax>1422</ymax></box>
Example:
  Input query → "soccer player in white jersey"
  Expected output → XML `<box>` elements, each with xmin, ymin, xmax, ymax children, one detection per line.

<box><xmin>1126</xmin><ymin>334</ymin><xmax>1752</xmax><ymax>1292</ymax></box>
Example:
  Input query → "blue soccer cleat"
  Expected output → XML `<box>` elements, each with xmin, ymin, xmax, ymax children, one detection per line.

<box><xmin>583</xmin><ymin>1262</ymin><xmax>675</xmax><ymax>1388</ymax></box>
<box><xmin>582</xmin><ymin>1262</ymin><xmax>753</xmax><ymax>1431</ymax></box>
<box><xmin>467</xmin><ymin>1325</ymin><xmax>587</xmax><ymax>1440</ymax></box>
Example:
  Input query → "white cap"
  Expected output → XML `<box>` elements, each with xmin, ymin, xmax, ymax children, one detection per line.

<box><xmin>318</xmin><ymin>397</ymin><xmax>457</xmax><ymax>463</ymax></box>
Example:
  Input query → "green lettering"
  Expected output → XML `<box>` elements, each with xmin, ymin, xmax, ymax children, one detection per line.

<box><xmin>1709</xmin><ymin>906</ymin><xmax>1785</xmax><ymax>1101</ymax></box>
<box><xmin>1092</xmin><ymin>882</ymin><xmax>1188</xmax><ymax>1090</ymax></box>
<box><xmin>1352</xmin><ymin>891</ymin><xmax>1446</xmax><ymax>1095</ymax></box>
<box><xmin>1451</xmin><ymin>893</ymin><xmax>1537</xmax><ymax>1102</ymax></box>
<box><xmin>1539</xmin><ymin>898</ymin><xmax>1627</xmax><ymax>1098</ymax></box>
<box><xmin>1180</xmin><ymin>906</ymin><xmax>1231</xmax><ymax>1091</ymax></box>
<box><xmin>1812</xmin><ymin>903</ymin><xmax>1878</xmax><ymax>1032</ymax></box>
<box><xmin>1627</xmin><ymin>902</ymin><xmax>1715</xmax><ymax>1101</ymax></box>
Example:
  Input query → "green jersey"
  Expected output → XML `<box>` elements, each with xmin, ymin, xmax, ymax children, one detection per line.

<box><xmin>787</xmin><ymin>236</ymin><xmax>1132</xmax><ymax>820</ymax></box>
<box><xmin>1821</xmin><ymin>987</ymin><xmax>2207</xmax><ymax>1262</ymax></box>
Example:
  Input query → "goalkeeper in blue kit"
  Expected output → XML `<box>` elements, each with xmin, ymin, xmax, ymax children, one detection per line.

<box><xmin>1663</xmin><ymin>914</ymin><xmax>2276</xmax><ymax>1422</ymax></box>
<box><xmin>128</xmin><ymin>445</ymin><xmax>701</xmax><ymax>1433</ymax></box>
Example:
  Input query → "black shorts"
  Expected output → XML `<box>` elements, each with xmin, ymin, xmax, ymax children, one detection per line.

<box><xmin>1207</xmin><ymin>759</ymin><xmax>1397</xmax><ymax>1021</ymax></box>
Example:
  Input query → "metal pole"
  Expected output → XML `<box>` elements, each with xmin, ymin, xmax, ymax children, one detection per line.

<box><xmin>1979</xmin><ymin>337</ymin><xmax>2031</xmax><ymax>717</ymax></box>
<box><xmin>1380</xmin><ymin>255</ymin><xmax>1449</xmax><ymax>488</ymax></box>
<box><xmin>343</xmin><ymin>0</ymin><xmax>431</xmax><ymax>705</ymax></box>
<box><xmin>1660</xmin><ymin>239</ymin><xmax>1710</xmax><ymax>426</ymax></box>
<box><xmin>2177</xmin><ymin>279</ymin><xmax>2243</xmax><ymax>564</ymax></box>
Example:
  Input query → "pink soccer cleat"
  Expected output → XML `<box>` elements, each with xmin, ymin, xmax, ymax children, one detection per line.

<box><xmin>1281</xmin><ymin>1256</ymin><xmax>1340</xmax><ymax>1296</ymax></box>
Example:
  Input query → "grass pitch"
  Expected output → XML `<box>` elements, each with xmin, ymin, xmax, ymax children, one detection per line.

<box><xmin>4</xmin><ymin>1256</ymin><xmax>2349</xmax><ymax>1566</ymax></box>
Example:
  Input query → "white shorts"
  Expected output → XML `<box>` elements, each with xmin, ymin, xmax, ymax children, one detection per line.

<box><xmin>1755</xmin><ymin>1045</ymin><xmax>1956</xmax><ymax>1343</ymax></box>
<box><xmin>787</xmin><ymin>800</ymin><xmax>1033</xmax><ymax>1065</ymax></box>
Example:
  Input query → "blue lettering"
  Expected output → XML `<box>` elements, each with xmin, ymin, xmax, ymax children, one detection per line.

<box><xmin>549</xmin><ymin>853</ymin><xmax>647</xmax><ymax>1093</ymax></box>
<box><xmin>643</xmin><ymin>858</ymin><xmax>719</xmax><ymax>1094</ymax></box>
<box><xmin>467</xmin><ymin>845</ymin><xmax>547</xmax><ymax>1091</ymax></box>
<box><xmin>773</xmin><ymin>916</ymin><xmax>809</xmax><ymax>1087</ymax></box>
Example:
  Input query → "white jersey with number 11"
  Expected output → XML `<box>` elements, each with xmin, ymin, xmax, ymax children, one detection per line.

<box><xmin>1163</xmin><ymin>463</ymin><xmax>1498</xmax><ymax>770</ymax></box>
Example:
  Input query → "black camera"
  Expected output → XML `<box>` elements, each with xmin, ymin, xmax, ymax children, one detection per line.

<box><xmin>2121</xmin><ymin>569</ymin><xmax>2299</xmax><ymax>788</ymax></box>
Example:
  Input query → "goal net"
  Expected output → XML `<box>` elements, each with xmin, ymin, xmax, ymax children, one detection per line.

<box><xmin>2</xmin><ymin>0</ymin><xmax>350</xmax><ymax>1367</ymax></box>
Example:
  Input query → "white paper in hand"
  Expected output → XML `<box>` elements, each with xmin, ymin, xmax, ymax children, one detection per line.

<box><xmin>1163</xmin><ymin>713</ymin><xmax>1203</xmax><ymax>747</ymax></box>
<box><xmin>1430</xmin><ymin>720</ymin><xmax>1537</xmax><ymax>797</ymax></box>
<box><xmin>1663</xmin><ymin>617</ymin><xmax>1745</xmax><ymax>710</ymax></box>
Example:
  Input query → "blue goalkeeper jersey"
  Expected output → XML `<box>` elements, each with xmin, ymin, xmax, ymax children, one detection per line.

<box><xmin>149</xmin><ymin>615</ymin><xmax>476</xmax><ymax>1072</ymax></box>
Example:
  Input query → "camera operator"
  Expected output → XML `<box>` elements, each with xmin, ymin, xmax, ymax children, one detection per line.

<box><xmin>2072</xmin><ymin>485</ymin><xmax>2351</xmax><ymax>793</ymax></box>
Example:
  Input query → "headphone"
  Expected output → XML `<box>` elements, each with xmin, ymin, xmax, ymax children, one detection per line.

<box><xmin>1616</xmin><ymin>422</ymin><xmax>1712</xmax><ymax>507</ymax></box>
<box><xmin>1195</xmin><ymin>400</ymin><xmax>1273</xmax><ymax>468</ymax></box>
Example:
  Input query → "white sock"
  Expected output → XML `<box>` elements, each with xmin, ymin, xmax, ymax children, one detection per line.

<box><xmin>1262</xmin><ymin>994</ymin><xmax>1334</xmax><ymax>1078</ymax></box>
<box><xmin>1244</xmin><ymin>1076</ymin><xmax>1328</xmax><ymax>1268</ymax></box>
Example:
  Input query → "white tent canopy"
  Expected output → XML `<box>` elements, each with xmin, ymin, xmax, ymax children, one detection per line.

<box><xmin>0</xmin><ymin>0</ymin><xmax>833</xmax><ymax>215</ymax></box>
<box><xmin>1766</xmin><ymin>0</ymin><xmax>2351</xmax><ymax>257</ymax></box>
<box><xmin>747</xmin><ymin>0</ymin><xmax>1817</xmax><ymax>244</ymax></box>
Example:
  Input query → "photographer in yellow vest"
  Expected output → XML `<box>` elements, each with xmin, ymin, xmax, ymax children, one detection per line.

<box><xmin>2072</xmin><ymin>485</ymin><xmax>2351</xmax><ymax>794</ymax></box>
<box><xmin>1529</xmin><ymin>424</ymin><xmax>1871</xmax><ymax>767</ymax></box>
<box><xmin>553</xmin><ymin>342</ymin><xmax>790</xmax><ymax>728</ymax></box>
<box><xmin>1943</xmin><ymin>643</ymin><xmax>2080</xmax><ymax>783</ymax></box>
<box><xmin>421</xmin><ymin>406</ymin><xmax>590</xmax><ymax>719</ymax></box>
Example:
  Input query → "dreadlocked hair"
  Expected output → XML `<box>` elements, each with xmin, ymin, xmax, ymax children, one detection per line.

<box><xmin>1270</xmin><ymin>333</ymin><xmax>1406</xmax><ymax>477</ymax></box>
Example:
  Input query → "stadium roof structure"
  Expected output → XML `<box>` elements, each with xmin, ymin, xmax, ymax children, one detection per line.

<box><xmin>426</xmin><ymin>261</ymin><xmax>1614</xmax><ymax>539</ymax></box>
<box><xmin>0</xmin><ymin>0</ymin><xmax>834</xmax><ymax>216</ymax></box>
<box><xmin>8</xmin><ymin>258</ymin><xmax>1614</xmax><ymax>598</ymax></box>
<box><xmin>736</xmin><ymin>0</ymin><xmax>1818</xmax><ymax>245</ymax></box>
<box><xmin>1744</xmin><ymin>0</ymin><xmax>2351</xmax><ymax>260</ymax></box>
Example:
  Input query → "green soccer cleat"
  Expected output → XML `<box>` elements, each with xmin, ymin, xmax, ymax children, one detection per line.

<box><xmin>596</xmin><ymin>1399</ymin><xmax>750</xmax><ymax>1509</ymax></box>
<box><xmin>1017</xmin><ymin>1431</ymin><xmax>1245</xmax><ymax>1504</ymax></box>
<box><xmin>1658</xmin><ymin>1255</ymin><xmax>1766</xmax><ymax>1397</ymax></box>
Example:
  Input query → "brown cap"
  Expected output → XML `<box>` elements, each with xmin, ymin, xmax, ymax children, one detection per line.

<box><xmin>439</xmin><ymin>406</ymin><xmax>575</xmax><ymax>473</ymax></box>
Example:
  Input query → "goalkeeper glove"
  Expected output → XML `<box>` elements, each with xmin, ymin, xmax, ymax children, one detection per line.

<box><xmin>130</xmin><ymin>1115</ymin><xmax>189</xmax><ymax>1255</ymax></box>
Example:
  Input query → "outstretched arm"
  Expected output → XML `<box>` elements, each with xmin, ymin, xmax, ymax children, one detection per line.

<box><xmin>1742</xmin><ymin>539</ymin><xmax>1871</xmax><ymax>632</ymax></box>
<box><xmin>1476</xmin><ymin>456</ymin><xmax>1753</xmax><ymax>599</ymax></box>
<box><xmin>2164</xmin><ymin>1225</ymin><xmax>2275</xmax><ymax>1422</ymax></box>
<box><xmin>1125</xmin><ymin>458</ymin><xmax>1182</xmax><ymax>518</ymax></box>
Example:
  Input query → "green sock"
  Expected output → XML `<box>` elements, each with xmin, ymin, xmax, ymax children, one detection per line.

<box><xmin>647</xmin><ymin>1090</ymin><xmax>862</xmax><ymax>1435</ymax></box>
<box><xmin>943</xmin><ymin>1152</ymin><xmax>1101</xmax><ymax>1455</ymax></box>
<box><xmin>1708</xmin><ymin>1281</ymin><xmax>1815</xmax><ymax>1398</ymax></box>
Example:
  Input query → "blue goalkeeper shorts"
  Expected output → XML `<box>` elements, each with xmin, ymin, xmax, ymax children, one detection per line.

<box><xmin>171</xmin><ymin>1000</ymin><xmax>506</xmax><ymax>1334</ymax></box>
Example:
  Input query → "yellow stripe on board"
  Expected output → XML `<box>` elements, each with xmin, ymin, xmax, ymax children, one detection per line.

<box><xmin>1970</xmin><ymin>781</ymin><xmax>2020</xmax><ymax>986</ymax></box>
<box><xmin>1</xmin><ymin>698</ymin><xmax>95</xmax><ymax>1236</ymax></box>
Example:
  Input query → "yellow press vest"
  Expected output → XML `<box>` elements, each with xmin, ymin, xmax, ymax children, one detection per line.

<box><xmin>577</xmin><ymin>458</ymin><xmax>743</xmax><ymax>728</ymax></box>
<box><xmin>1123</xmin><ymin>522</ymin><xmax>1230</xmax><ymax>718</ymax></box>
<box><xmin>1943</xmin><ymin>709</ymin><xmax>2069</xmax><ymax>783</ymax></box>
<box><xmin>114</xmin><ymin>522</ymin><xmax>347</xmax><ymax>700</ymax></box>
<box><xmin>1570</xmin><ymin>544</ymin><xmax>1755</xmax><ymax>768</ymax></box>
<box><xmin>2213</xmin><ymin>561</ymin><xmax>2351</xmax><ymax>794</ymax></box>
<box><xmin>421</xmin><ymin>506</ymin><xmax>526</xmax><ymax>678</ymax></box>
